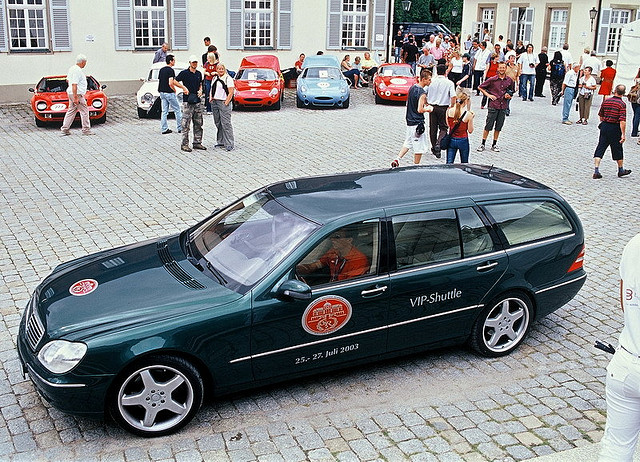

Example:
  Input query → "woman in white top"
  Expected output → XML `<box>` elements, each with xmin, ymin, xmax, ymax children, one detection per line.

<box><xmin>446</xmin><ymin>49</ymin><xmax>463</xmax><ymax>84</ymax></box>
<box><xmin>209</xmin><ymin>63</ymin><xmax>235</xmax><ymax>151</ymax></box>
<box><xmin>517</xmin><ymin>44</ymin><xmax>539</xmax><ymax>101</ymax></box>
<box><xmin>576</xmin><ymin>66</ymin><xmax>597</xmax><ymax>125</ymax></box>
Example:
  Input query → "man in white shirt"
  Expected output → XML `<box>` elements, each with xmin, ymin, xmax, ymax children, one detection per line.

<box><xmin>472</xmin><ymin>41</ymin><xmax>491</xmax><ymax>95</ymax></box>
<box><xmin>426</xmin><ymin>64</ymin><xmax>456</xmax><ymax>157</ymax></box>
<box><xmin>561</xmin><ymin>63</ymin><xmax>580</xmax><ymax>124</ymax></box>
<box><xmin>517</xmin><ymin>44</ymin><xmax>539</xmax><ymax>101</ymax></box>
<box><xmin>582</xmin><ymin>50</ymin><xmax>602</xmax><ymax>78</ymax></box>
<box><xmin>496</xmin><ymin>35</ymin><xmax>506</xmax><ymax>52</ymax></box>
<box><xmin>560</xmin><ymin>43</ymin><xmax>574</xmax><ymax>71</ymax></box>
<box><xmin>61</xmin><ymin>54</ymin><xmax>91</xmax><ymax>136</ymax></box>
<box><xmin>425</xmin><ymin>35</ymin><xmax>436</xmax><ymax>50</ymax></box>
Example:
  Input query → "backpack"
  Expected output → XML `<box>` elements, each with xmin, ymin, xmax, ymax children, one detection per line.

<box><xmin>552</xmin><ymin>62</ymin><xmax>565</xmax><ymax>79</ymax></box>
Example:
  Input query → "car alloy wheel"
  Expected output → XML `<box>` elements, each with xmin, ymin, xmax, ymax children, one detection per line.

<box><xmin>470</xmin><ymin>292</ymin><xmax>532</xmax><ymax>357</ymax></box>
<box><xmin>110</xmin><ymin>355</ymin><xmax>203</xmax><ymax>437</ymax></box>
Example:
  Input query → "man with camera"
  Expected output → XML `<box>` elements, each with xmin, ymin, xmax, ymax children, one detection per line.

<box><xmin>476</xmin><ymin>62</ymin><xmax>515</xmax><ymax>153</ymax></box>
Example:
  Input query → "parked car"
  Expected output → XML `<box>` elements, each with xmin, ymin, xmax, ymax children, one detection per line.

<box><xmin>395</xmin><ymin>22</ymin><xmax>454</xmax><ymax>44</ymax></box>
<box><xmin>136</xmin><ymin>61</ymin><xmax>192</xmax><ymax>118</ymax></box>
<box><xmin>18</xmin><ymin>165</ymin><xmax>586</xmax><ymax>437</ymax></box>
<box><xmin>372</xmin><ymin>63</ymin><xmax>417</xmax><ymax>104</ymax></box>
<box><xmin>296</xmin><ymin>55</ymin><xmax>350</xmax><ymax>108</ymax></box>
<box><xmin>29</xmin><ymin>75</ymin><xmax>107</xmax><ymax>127</ymax></box>
<box><xmin>233</xmin><ymin>55</ymin><xmax>284</xmax><ymax>110</ymax></box>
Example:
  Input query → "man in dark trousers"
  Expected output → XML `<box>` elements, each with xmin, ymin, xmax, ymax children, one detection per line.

<box><xmin>426</xmin><ymin>64</ymin><xmax>456</xmax><ymax>157</ymax></box>
<box><xmin>402</xmin><ymin>36</ymin><xmax>420</xmax><ymax>74</ymax></box>
<box><xmin>593</xmin><ymin>84</ymin><xmax>631</xmax><ymax>179</ymax></box>
<box><xmin>534</xmin><ymin>46</ymin><xmax>549</xmax><ymax>97</ymax></box>
<box><xmin>175</xmin><ymin>55</ymin><xmax>206</xmax><ymax>152</ymax></box>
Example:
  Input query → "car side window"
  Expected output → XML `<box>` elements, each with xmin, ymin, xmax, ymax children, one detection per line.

<box><xmin>483</xmin><ymin>201</ymin><xmax>573</xmax><ymax>246</ymax></box>
<box><xmin>392</xmin><ymin>209</ymin><xmax>461</xmax><ymax>270</ymax></box>
<box><xmin>296</xmin><ymin>222</ymin><xmax>378</xmax><ymax>287</ymax></box>
<box><xmin>457</xmin><ymin>207</ymin><xmax>495</xmax><ymax>258</ymax></box>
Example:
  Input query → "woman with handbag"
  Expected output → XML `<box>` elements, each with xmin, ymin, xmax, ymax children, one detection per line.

<box><xmin>576</xmin><ymin>66</ymin><xmax>597</xmax><ymax>125</ymax></box>
<box><xmin>209</xmin><ymin>63</ymin><xmax>235</xmax><ymax>151</ymax></box>
<box><xmin>444</xmin><ymin>88</ymin><xmax>474</xmax><ymax>163</ymax></box>
<box><xmin>629</xmin><ymin>68</ymin><xmax>640</xmax><ymax>139</ymax></box>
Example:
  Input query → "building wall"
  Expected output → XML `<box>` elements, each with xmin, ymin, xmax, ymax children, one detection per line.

<box><xmin>0</xmin><ymin>0</ymin><xmax>393</xmax><ymax>103</ymax></box>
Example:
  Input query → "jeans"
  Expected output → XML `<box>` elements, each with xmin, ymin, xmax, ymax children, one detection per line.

<box><xmin>631</xmin><ymin>102</ymin><xmax>640</xmax><ymax>136</ymax></box>
<box><xmin>520</xmin><ymin>74</ymin><xmax>535</xmax><ymax>100</ymax></box>
<box><xmin>394</xmin><ymin>47</ymin><xmax>401</xmax><ymax>63</ymax></box>
<box><xmin>562</xmin><ymin>87</ymin><xmax>576</xmax><ymax>122</ymax></box>
<box><xmin>446</xmin><ymin>137</ymin><xmax>470</xmax><ymax>163</ymax></box>
<box><xmin>203</xmin><ymin>79</ymin><xmax>212</xmax><ymax>112</ymax></box>
<box><xmin>159</xmin><ymin>92</ymin><xmax>182</xmax><ymax>133</ymax></box>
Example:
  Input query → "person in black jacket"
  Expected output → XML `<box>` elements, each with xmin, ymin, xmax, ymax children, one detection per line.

<box><xmin>535</xmin><ymin>46</ymin><xmax>549</xmax><ymax>97</ymax></box>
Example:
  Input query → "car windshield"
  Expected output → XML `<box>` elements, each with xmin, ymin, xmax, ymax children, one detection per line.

<box><xmin>302</xmin><ymin>67</ymin><xmax>343</xmax><ymax>79</ymax></box>
<box><xmin>149</xmin><ymin>67</ymin><xmax>186</xmax><ymax>80</ymax></box>
<box><xmin>37</xmin><ymin>77</ymin><xmax>98</xmax><ymax>92</ymax></box>
<box><xmin>236</xmin><ymin>68</ymin><xmax>278</xmax><ymax>81</ymax></box>
<box><xmin>189</xmin><ymin>192</ymin><xmax>319</xmax><ymax>293</ymax></box>
<box><xmin>382</xmin><ymin>67</ymin><xmax>414</xmax><ymax>77</ymax></box>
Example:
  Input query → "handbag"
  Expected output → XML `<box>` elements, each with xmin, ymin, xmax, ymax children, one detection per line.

<box><xmin>440</xmin><ymin>111</ymin><xmax>467</xmax><ymax>151</ymax></box>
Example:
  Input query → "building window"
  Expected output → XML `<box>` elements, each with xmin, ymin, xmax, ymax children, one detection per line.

<box><xmin>606</xmin><ymin>9</ymin><xmax>631</xmax><ymax>53</ymax></box>
<box><xmin>244</xmin><ymin>0</ymin><xmax>272</xmax><ymax>47</ymax></box>
<box><xmin>134</xmin><ymin>0</ymin><xmax>166</xmax><ymax>48</ymax></box>
<box><xmin>7</xmin><ymin>0</ymin><xmax>48</xmax><ymax>49</ymax></box>
<box><xmin>548</xmin><ymin>9</ymin><xmax>567</xmax><ymax>51</ymax></box>
<box><xmin>482</xmin><ymin>8</ymin><xmax>494</xmax><ymax>36</ymax></box>
<box><xmin>341</xmin><ymin>0</ymin><xmax>367</xmax><ymax>48</ymax></box>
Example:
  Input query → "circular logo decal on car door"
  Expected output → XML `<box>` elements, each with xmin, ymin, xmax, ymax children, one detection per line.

<box><xmin>302</xmin><ymin>295</ymin><xmax>352</xmax><ymax>335</ymax></box>
<box><xmin>69</xmin><ymin>279</ymin><xmax>98</xmax><ymax>296</ymax></box>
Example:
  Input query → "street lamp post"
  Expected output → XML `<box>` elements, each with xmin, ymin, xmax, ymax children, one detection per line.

<box><xmin>401</xmin><ymin>0</ymin><xmax>411</xmax><ymax>22</ymax></box>
<box><xmin>589</xmin><ymin>7</ymin><xmax>598</xmax><ymax>32</ymax></box>
<box><xmin>451</xmin><ymin>9</ymin><xmax>458</xmax><ymax>32</ymax></box>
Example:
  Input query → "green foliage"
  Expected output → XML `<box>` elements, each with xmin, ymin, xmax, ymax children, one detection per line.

<box><xmin>394</xmin><ymin>0</ymin><xmax>463</xmax><ymax>33</ymax></box>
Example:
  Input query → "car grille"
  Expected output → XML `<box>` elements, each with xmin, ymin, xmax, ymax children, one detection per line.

<box><xmin>25</xmin><ymin>296</ymin><xmax>45</xmax><ymax>352</ymax></box>
<box><xmin>156</xmin><ymin>240</ymin><xmax>206</xmax><ymax>290</ymax></box>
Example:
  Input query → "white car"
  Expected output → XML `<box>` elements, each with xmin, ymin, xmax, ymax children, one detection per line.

<box><xmin>136</xmin><ymin>61</ymin><xmax>205</xmax><ymax>118</ymax></box>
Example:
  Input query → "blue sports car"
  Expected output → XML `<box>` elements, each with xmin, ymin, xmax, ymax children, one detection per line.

<box><xmin>296</xmin><ymin>55</ymin><xmax>350</xmax><ymax>109</ymax></box>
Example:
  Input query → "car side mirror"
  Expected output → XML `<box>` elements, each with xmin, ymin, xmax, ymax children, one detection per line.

<box><xmin>101</xmin><ymin>84</ymin><xmax>107</xmax><ymax>89</ymax></box>
<box><xmin>28</xmin><ymin>88</ymin><xmax>35</xmax><ymax>93</ymax></box>
<box><xmin>277</xmin><ymin>279</ymin><xmax>312</xmax><ymax>301</ymax></box>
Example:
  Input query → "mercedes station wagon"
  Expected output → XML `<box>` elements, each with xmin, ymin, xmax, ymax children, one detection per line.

<box><xmin>18</xmin><ymin>165</ymin><xmax>586</xmax><ymax>436</ymax></box>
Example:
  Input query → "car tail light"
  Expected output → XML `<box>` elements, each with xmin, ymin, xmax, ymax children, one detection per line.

<box><xmin>567</xmin><ymin>246</ymin><xmax>584</xmax><ymax>272</ymax></box>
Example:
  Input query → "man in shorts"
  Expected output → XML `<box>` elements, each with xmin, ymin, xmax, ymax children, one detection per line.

<box><xmin>477</xmin><ymin>62</ymin><xmax>514</xmax><ymax>152</ymax></box>
<box><xmin>592</xmin><ymin>84</ymin><xmax>631</xmax><ymax>179</ymax></box>
<box><xmin>391</xmin><ymin>68</ymin><xmax>433</xmax><ymax>167</ymax></box>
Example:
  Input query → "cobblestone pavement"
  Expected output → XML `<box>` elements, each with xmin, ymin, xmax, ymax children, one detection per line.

<box><xmin>1</xmin><ymin>84</ymin><xmax>640</xmax><ymax>462</ymax></box>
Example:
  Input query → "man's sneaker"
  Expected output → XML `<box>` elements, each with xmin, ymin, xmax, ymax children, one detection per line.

<box><xmin>490</xmin><ymin>145</ymin><xmax>500</xmax><ymax>152</ymax></box>
<box><xmin>618</xmin><ymin>169</ymin><xmax>632</xmax><ymax>177</ymax></box>
<box><xmin>192</xmin><ymin>144</ymin><xmax>207</xmax><ymax>150</ymax></box>
<box><xmin>162</xmin><ymin>129</ymin><xmax>173</xmax><ymax>134</ymax></box>
<box><xmin>181</xmin><ymin>145</ymin><xmax>192</xmax><ymax>152</ymax></box>
<box><xmin>61</xmin><ymin>129</ymin><xmax>71</xmax><ymax>136</ymax></box>
<box><xmin>593</xmin><ymin>172</ymin><xmax>603</xmax><ymax>179</ymax></box>
<box><xmin>433</xmin><ymin>149</ymin><xmax>441</xmax><ymax>159</ymax></box>
<box><xmin>226</xmin><ymin>146</ymin><xmax>234</xmax><ymax>151</ymax></box>
<box><xmin>562</xmin><ymin>120</ymin><xmax>572</xmax><ymax>125</ymax></box>
<box><xmin>476</xmin><ymin>145</ymin><xmax>485</xmax><ymax>152</ymax></box>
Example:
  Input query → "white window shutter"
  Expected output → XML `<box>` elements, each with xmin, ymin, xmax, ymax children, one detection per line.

<box><xmin>114</xmin><ymin>0</ymin><xmax>134</xmax><ymax>50</ymax></box>
<box><xmin>471</xmin><ymin>21</ymin><xmax>481</xmax><ymax>40</ymax></box>
<box><xmin>371</xmin><ymin>0</ymin><xmax>388</xmax><ymax>50</ymax></box>
<box><xmin>0</xmin><ymin>0</ymin><xmax>7</xmax><ymax>52</ymax></box>
<box><xmin>508</xmin><ymin>7</ymin><xmax>518</xmax><ymax>43</ymax></box>
<box><xmin>172</xmin><ymin>0</ymin><xmax>188</xmax><ymax>49</ymax></box>
<box><xmin>277</xmin><ymin>0</ymin><xmax>292</xmax><ymax>50</ymax></box>
<box><xmin>51</xmin><ymin>0</ymin><xmax>71</xmax><ymax>51</ymax></box>
<box><xmin>228</xmin><ymin>0</ymin><xmax>243</xmax><ymax>49</ymax></box>
<box><xmin>596</xmin><ymin>9</ymin><xmax>611</xmax><ymax>54</ymax></box>
<box><xmin>523</xmin><ymin>7</ymin><xmax>534</xmax><ymax>44</ymax></box>
<box><xmin>327</xmin><ymin>0</ymin><xmax>341</xmax><ymax>50</ymax></box>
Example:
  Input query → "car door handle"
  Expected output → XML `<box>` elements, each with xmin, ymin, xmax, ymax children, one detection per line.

<box><xmin>361</xmin><ymin>285</ymin><xmax>388</xmax><ymax>297</ymax></box>
<box><xmin>476</xmin><ymin>261</ymin><xmax>499</xmax><ymax>272</ymax></box>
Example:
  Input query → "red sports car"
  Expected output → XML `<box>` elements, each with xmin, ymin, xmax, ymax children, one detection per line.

<box><xmin>29</xmin><ymin>75</ymin><xmax>108</xmax><ymax>127</ymax></box>
<box><xmin>233</xmin><ymin>55</ymin><xmax>284</xmax><ymax>110</ymax></box>
<box><xmin>372</xmin><ymin>64</ymin><xmax>417</xmax><ymax>104</ymax></box>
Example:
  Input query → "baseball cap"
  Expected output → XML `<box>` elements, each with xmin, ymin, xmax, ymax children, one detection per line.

<box><xmin>188</xmin><ymin>55</ymin><xmax>198</xmax><ymax>63</ymax></box>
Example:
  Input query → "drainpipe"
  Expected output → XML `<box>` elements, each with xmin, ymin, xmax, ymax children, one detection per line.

<box><xmin>387</xmin><ymin>0</ymin><xmax>394</xmax><ymax>63</ymax></box>
<box><xmin>593</xmin><ymin>0</ymin><xmax>603</xmax><ymax>52</ymax></box>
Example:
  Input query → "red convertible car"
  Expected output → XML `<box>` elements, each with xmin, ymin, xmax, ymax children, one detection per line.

<box><xmin>29</xmin><ymin>75</ymin><xmax>108</xmax><ymax>127</ymax></box>
<box><xmin>233</xmin><ymin>55</ymin><xmax>284</xmax><ymax>110</ymax></box>
<box><xmin>372</xmin><ymin>64</ymin><xmax>417</xmax><ymax>104</ymax></box>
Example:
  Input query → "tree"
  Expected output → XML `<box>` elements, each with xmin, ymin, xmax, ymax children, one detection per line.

<box><xmin>394</xmin><ymin>0</ymin><xmax>463</xmax><ymax>34</ymax></box>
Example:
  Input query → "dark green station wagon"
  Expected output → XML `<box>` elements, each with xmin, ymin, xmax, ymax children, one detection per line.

<box><xmin>18</xmin><ymin>165</ymin><xmax>586</xmax><ymax>436</ymax></box>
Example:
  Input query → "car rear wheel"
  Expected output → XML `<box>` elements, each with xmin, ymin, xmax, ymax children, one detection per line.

<box><xmin>469</xmin><ymin>292</ymin><xmax>532</xmax><ymax>357</ymax></box>
<box><xmin>34</xmin><ymin>117</ymin><xmax>46</xmax><ymax>127</ymax></box>
<box><xmin>109</xmin><ymin>355</ymin><xmax>203</xmax><ymax>437</ymax></box>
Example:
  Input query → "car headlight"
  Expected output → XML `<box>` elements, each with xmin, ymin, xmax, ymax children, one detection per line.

<box><xmin>378</xmin><ymin>83</ymin><xmax>387</xmax><ymax>90</ymax></box>
<box><xmin>37</xmin><ymin>340</ymin><xmax>87</xmax><ymax>374</ymax></box>
<box><xmin>92</xmin><ymin>99</ymin><xmax>103</xmax><ymax>109</ymax></box>
<box><xmin>300</xmin><ymin>84</ymin><xmax>308</xmax><ymax>93</ymax></box>
<box><xmin>269</xmin><ymin>88</ymin><xmax>278</xmax><ymax>97</ymax></box>
<box><xmin>340</xmin><ymin>86</ymin><xmax>348</xmax><ymax>94</ymax></box>
<box><xmin>36</xmin><ymin>101</ymin><xmax>47</xmax><ymax>111</ymax></box>
<box><xmin>141</xmin><ymin>92</ymin><xmax>155</xmax><ymax>104</ymax></box>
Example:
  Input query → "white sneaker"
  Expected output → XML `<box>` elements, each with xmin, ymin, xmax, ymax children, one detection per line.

<box><xmin>476</xmin><ymin>145</ymin><xmax>485</xmax><ymax>152</ymax></box>
<box><xmin>491</xmin><ymin>145</ymin><xmax>500</xmax><ymax>152</ymax></box>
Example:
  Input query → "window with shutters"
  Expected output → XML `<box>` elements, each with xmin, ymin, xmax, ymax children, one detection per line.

<box><xmin>7</xmin><ymin>0</ymin><xmax>48</xmax><ymax>49</ymax></box>
<box><xmin>244</xmin><ymin>0</ymin><xmax>272</xmax><ymax>47</ymax></box>
<box><xmin>548</xmin><ymin>9</ymin><xmax>567</xmax><ymax>51</ymax></box>
<box><xmin>606</xmin><ymin>9</ymin><xmax>630</xmax><ymax>53</ymax></box>
<box><xmin>134</xmin><ymin>0</ymin><xmax>166</xmax><ymax>48</ymax></box>
<box><xmin>481</xmin><ymin>8</ymin><xmax>494</xmax><ymax>36</ymax></box>
<box><xmin>341</xmin><ymin>0</ymin><xmax>367</xmax><ymax>48</ymax></box>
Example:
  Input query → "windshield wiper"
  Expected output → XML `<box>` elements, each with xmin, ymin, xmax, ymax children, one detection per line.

<box><xmin>205</xmin><ymin>260</ymin><xmax>227</xmax><ymax>286</ymax></box>
<box><xmin>185</xmin><ymin>235</ymin><xmax>204</xmax><ymax>271</ymax></box>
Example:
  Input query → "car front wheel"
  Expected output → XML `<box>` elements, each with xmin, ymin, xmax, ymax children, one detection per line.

<box><xmin>469</xmin><ymin>292</ymin><xmax>532</xmax><ymax>357</ymax></box>
<box><xmin>110</xmin><ymin>355</ymin><xmax>203</xmax><ymax>437</ymax></box>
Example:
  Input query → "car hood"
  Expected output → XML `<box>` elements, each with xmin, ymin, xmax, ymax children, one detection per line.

<box><xmin>34</xmin><ymin>234</ymin><xmax>241</xmax><ymax>340</ymax></box>
<box><xmin>235</xmin><ymin>80</ymin><xmax>279</xmax><ymax>92</ymax></box>
<box><xmin>299</xmin><ymin>78</ymin><xmax>347</xmax><ymax>90</ymax></box>
<box><xmin>379</xmin><ymin>76</ymin><xmax>414</xmax><ymax>86</ymax></box>
<box><xmin>137</xmin><ymin>81</ymin><xmax>159</xmax><ymax>98</ymax></box>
